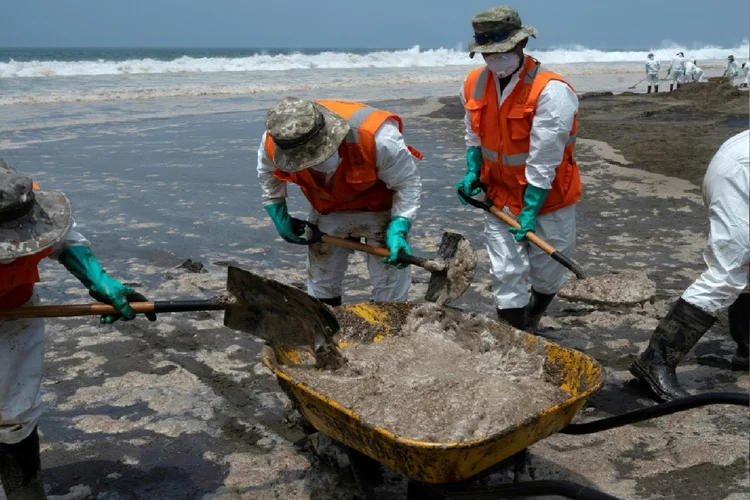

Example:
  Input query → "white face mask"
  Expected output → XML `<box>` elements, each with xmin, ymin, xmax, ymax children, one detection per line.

<box><xmin>483</xmin><ymin>52</ymin><xmax>521</xmax><ymax>78</ymax></box>
<box><xmin>310</xmin><ymin>151</ymin><xmax>340</xmax><ymax>174</ymax></box>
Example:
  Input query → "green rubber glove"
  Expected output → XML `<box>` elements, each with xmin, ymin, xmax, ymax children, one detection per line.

<box><xmin>456</xmin><ymin>147</ymin><xmax>483</xmax><ymax>204</ymax></box>
<box><xmin>509</xmin><ymin>185</ymin><xmax>550</xmax><ymax>242</ymax></box>
<box><xmin>264</xmin><ymin>201</ymin><xmax>305</xmax><ymax>243</ymax></box>
<box><xmin>382</xmin><ymin>217</ymin><xmax>411</xmax><ymax>269</ymax></box>
<box><xmin>58</xmin><ymin>246</ymin><xmax>155</xmax><ymax>325</ymax></box>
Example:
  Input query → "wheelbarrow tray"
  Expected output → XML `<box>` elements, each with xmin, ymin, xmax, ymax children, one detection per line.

<box><xmin>263</xmin><ymin>303</ymin><xmax>605</xmax><ymax>484</ymax></box>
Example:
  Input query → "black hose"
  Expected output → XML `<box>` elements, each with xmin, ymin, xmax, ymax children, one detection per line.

<box><xmin>429</xmin><ymin>479</ymin><xmax>621</xmax><ymax>500</ymax></box>
<box><xmin>561</xmin><ymin>392</ymin><xmax>749</xmax><ymax>435</ymax></box>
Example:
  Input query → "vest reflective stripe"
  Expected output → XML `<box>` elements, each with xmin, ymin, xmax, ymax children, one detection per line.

<box><xmin>502</xmin><ymin>152</ymin><xmax>529</xmax><ymax>166</ymax></box>
<box><xmin>566</xmin><ymin>133</ymin><xmax>577</xmax><ymax>146</ymax></box>
<box><xmin>472</xmin><ymin>67</ymin><xmax>491</xmax><ymax>100</ymax></box>
<box><xmin>481</xmin><ymin>147</ymin><xmax>498</xmax><ymax>162</ymax></box>
<box><xmin>344</xmin><ymin>106</ymin><xmax>378</xmax><ymax>143</ymax></box>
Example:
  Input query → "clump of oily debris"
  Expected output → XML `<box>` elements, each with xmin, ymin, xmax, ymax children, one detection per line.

<box><xmin>559</xmin><ymin>271</ymin><xmax>656</xmax><ymax>306</ymax></box>
<box><xmin>283</xmin><ymin>304</ymin><xmax>570</xmax><ymax>442</ymax></box>
<box><xmin>440</xmin><ymin>237</ymin><xmax>478</xmax><ymax>305</ymax></box>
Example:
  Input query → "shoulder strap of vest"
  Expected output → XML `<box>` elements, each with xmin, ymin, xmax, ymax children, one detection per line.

<box><xmin>465</xmin><ymin>66</ymin><xmax>491</xmax><ymax>102</ymax></box>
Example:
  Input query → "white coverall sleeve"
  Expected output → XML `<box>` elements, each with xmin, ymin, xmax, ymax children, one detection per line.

<box><xmin>49</xmin><ymin>221</ymin><xmax>90</xmax><ymax>259</ymax></box>
<box><xmin>257</xmin><ymin>132</ymin><xmax>287</xmax><ymax>206</ymax></box>
<box><xmin>460</xmin><ymin>80</ymin><xmax>482</xmax><ymax>149</ymax></box>
<box><xmin>374</xmin><ymin>119</ymin><xmax>422</xmax><ymax>222</ymax></box>
<box><xmin>682</xmin><ymin>130</ymin><xmax>750</xmax><ymax>314</ymax></box>
<box><xmin>525</xmin><ymin>80</ymin><xmax>579</xmax><ymax>190</ymax></box>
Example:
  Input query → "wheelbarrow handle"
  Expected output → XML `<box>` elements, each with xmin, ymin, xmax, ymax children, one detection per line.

<box><xmin>0</xmin><ymin>300</ymin><xmax>226</xmax><ymax>320</ymax></box>
<box><xmin>458</xmin><ymin>188</ymin><xmax>587</xmax><ymax>279</ymax></box>
<box><xmin>298</xmin><ymin>221</ymin><xmax>442</xmax><ymax>272</ymax></box>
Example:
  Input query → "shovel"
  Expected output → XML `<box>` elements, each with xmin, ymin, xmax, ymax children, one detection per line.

<box><xmin>628</xmin><ymin>76</ymin><xmax>648</xmax><ymax>89</ymax></box>
<box><xmin>458</xmin><ymin>189</ymin><xmax>656</xmax><ymax>306</ymax></box>
<box><xmin>0</xmin><ymin>266</ymin><xmax>342</xmax><ymax>358</ymax></box>
<box><xmin>297</xmin><ymin>221</ymin><xmax>477</xmax><ymax>305</ymax></box>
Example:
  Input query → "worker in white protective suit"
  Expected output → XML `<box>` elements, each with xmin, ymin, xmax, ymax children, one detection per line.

<box><xmin>457</xmin><ymin>6</ymin><xmax>581</xmax><ymax>331</ymax></box>
<box><xmin>631</xmin><ymin>130</ymin><xmax>750</xmax><ymax>401</ymax></box>
<box><xmin>667</xmin><ymin>52</ymin><xmax>686</xmax><ymax>92</ymax></box>
<box><xmin>645</xmin><ymin>53</ymin><xmax>661</xmax><ymax>93</ymax></box>
<box><xmin>742</xmin><ymin>62</ymin><xmax>749</xmax><ymax>88</ymax></box>
<box><xmin>0</xmin><ymin>161</ymin><xmax>154</xmax><ymax>499</ymax></box>
<box><xmin>257</xmin><ymin>97</ymin><xmax>422</xmax><ymax>306</ymax></box>
<box><xmin>685</xmin><ymin>59</ymin><xmax>705</xmax><ymax>82</ymax></box>
<box><xmin>723</xmin><ymin>55</ymin><xmax>739</xmax><ymax>85</ymax></box>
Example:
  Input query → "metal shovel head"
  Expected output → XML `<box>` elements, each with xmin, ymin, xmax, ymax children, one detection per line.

<box><xmin>223</xmin><ymin>266</ymin><xmax>340</xmax><ymax>350</ymax></box>
<box><xmin>425</xmin><ymin>232</ymin><xmax>477</xmax><ymax>305</ymax></box>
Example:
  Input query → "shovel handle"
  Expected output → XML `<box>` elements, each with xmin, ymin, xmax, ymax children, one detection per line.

<box><xmin>0</xmin><ymin>300</ymin><xmax>226</xmax><ymax>320</ymax></box>
<box><xmin>319</xmin><ymin>234</ymin><xmax>438</xmax><ymax>270</ymax></box>
<box><xmin>458</xmin><ymin>189</ymin><xmax>587</xmax><ymax>279</ymax></box>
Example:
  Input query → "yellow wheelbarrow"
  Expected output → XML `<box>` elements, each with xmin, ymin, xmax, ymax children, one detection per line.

<box><xmin>263</xmin><ymin>303</ymin><xmax>749</xmax><ymax>500</ymax></box>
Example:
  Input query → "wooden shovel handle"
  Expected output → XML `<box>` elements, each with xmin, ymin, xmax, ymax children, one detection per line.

<box><xmin>319</xmin><ymin>234</ymin><xmax>439</xmax><ymax>271</ymax></box>
<box><xmin>458</xmin><ymin>189</ymin><xmax>587</xmax><ymax>279</ymax></box>
<box><xmin>485</xmin><ymin>205</ymin><xmax>557</xmax><ymax>254</ymax></box>
<box><xmin>0</xmin><ymin>300</ymin><xmax>225</xmax><ymax>320</ymax></box>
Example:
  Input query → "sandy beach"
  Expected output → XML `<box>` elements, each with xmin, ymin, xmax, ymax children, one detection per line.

<box><xmin>0</xmin><ymin>68</ymin><xmax>749</xmax><ymax>499</ymax></box>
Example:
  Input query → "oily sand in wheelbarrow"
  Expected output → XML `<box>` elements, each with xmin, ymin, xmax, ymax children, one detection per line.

<box><xmin>284</xmin><ymin>304</ymin><xmax>569</xmax><ymax>443</ymax></box>
<box><xmin>558</xmin><ymin>271</ymin><xmax>657</xmax><ymax>306</ymax></box>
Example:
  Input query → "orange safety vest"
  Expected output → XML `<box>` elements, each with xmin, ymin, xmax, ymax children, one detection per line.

<box><xmin>0</xmin><ymin>248</ymin><xmax>53</xmax><ymax>310</ymax></box>
<box><xmin>266</xmin><ymin>100</ymin><xmax>423</xmax><ymax>215</ymax></box>
<box><xmin>462</xmin><ymin>56</ymin><xmax>581</xmax><ymax>216</ymax></box>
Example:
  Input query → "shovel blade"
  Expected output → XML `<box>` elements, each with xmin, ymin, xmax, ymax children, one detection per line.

<box><xmin>223</xmin><ymin>266</ymin><xmax>340</xmax><ymax>350</ymax></box>
<box><xmin>425</xmin><ymin>232</ymin><xmax>476</xmax><ymax>304</ymax></box>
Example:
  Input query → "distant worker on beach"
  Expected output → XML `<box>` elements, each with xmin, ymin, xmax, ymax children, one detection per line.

<box><xmin>630</xmin><ymin>130</ymin><xmax>749</xmax><ymax>401</ymax></box>
<box><xmin>684</xmin><ymin>59</ymin><xmax>705</xmax><ymax>82</ymax></box>
<box><xmin>667</xmin><ymin>51</ymin><xmax>686</xmax><ymax>91</ymax></box>
<box><xmin>457</xmin><ymin>6</ymin><xmax>580</xmax><ymax>332</ymax></box>
<box><xmin>257</xmin><ymin>97</ymin><xmax>423</xmax><ymax>306</ymax></box>
<box><xmin>742</xmin><ymin>62</ymin><xmax>749</xmax><ymax>88</ymax></box>
<box><xmin>723</xmin><ymin>55</ymin><xmax>739</xmax><ymax>85</ymax></box>
<box><xmin>645</xmin><ymin>52</ymin><xmax>661</xmax><ymax>93</ymax></box>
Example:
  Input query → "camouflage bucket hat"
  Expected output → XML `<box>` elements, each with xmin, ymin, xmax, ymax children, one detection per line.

<box><xmin>266</xmin><ymin>97</ymin><xmax>350</xmax><ymax>173</ymax></box>
<box><xmin>0</xmin><ymin>160</ymin><xmax>72</xmax><ymax>261</ymax></box>
<box><xmin>468</xmin><ymin>6</ymin><xmax>538</xmax><ymax>58</ymax></box>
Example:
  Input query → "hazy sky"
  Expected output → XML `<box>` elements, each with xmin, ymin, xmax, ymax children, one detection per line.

<box><xmin>2</xmin><ymin>0</ymin><xmax>748</xmax><ymax>49</ymax></box>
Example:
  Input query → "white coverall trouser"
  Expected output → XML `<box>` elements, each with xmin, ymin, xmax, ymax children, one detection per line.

<box><xmin>670</xmin><ymin>71</ymin><xmax>685</xmax><ymax>84</ymax></box>
<box><xmin>0</xmin><ymin>295</ymin><xmax>45</xmax><ymax>445</ymax></box>
<box><xmin>485</xmin><ymin>204</ymin><xmax>576</xmax><ymax>309</ymax></box>
<box><xmin>646</xmin><ymin>74</ymin><xmax>660</xmax><ymax>86</ymax></box>
<box><xmin>306</xmin><ymin>210</ymin><xmax>410</xmax><ymax>302</ymax></box>
<box><xmin>682</xmin><ymin>131</ymin><xmax>750</xmax><ymax>315</ymax></box>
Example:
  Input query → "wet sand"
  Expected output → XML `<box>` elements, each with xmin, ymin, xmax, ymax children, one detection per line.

<box><xmin>0</xmin><ymin>82</ymin><xmax>748</xmax><ymax>499</ymax></box>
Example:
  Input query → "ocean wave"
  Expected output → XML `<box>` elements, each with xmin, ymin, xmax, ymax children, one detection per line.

<box><xmin>1</xmin><ymin>42</ymin><xmax>747</xmax><ymax>78</ymax></box>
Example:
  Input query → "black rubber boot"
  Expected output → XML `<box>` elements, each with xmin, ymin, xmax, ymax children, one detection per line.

<box><xmin>497</xmin><ymin>308</ymin><xmax>527</xmax><ymax>330</ymax></box>
<box><xmin>670</xmin><ymin>83</ymin><xmax>674</xmax><ymax>92</ymax></box>
<box><xmin>647</xmin><ymin>86</ymin><xmax>652</xmax><ymax>93</ymax></box>
<box><xmin>729</xmin><ymin>293</ymin><xmax>749</xmax><ymax>371</ymax></box>
<box><xmin>318</xmin><ymin>296</ymin><xmax>342</xmax><ymax>307</ymax></box>
<box><xmin>526</xmin><ymin>289</ymin><xmax>556</xmax><ymax>332</ymax></box>
<box><xmin>655</xmin><ymin>85</ymin><xmax>659</xmax><ymax>93</ymax></box>
<box><xmin>630</xmin><ymin>298</ymin><xmax>715</xmax><ymax>401</ymax></box>
<box><xmin>0</xmin><ymin>427</ymin><xmax>46</xmax><ymax>500</ymax></box>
